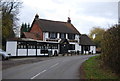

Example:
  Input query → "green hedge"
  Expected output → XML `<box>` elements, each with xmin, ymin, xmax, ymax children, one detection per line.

<box><xmin>101</xmin><ymin>24</ymin><xmax>120</xmax><ymax>74</ymax></box>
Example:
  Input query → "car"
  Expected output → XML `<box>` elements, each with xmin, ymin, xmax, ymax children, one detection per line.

<box><xmin>0</xmin><ymin>49</ymin><xmax>11</xmax><ymax>60</ymax></box>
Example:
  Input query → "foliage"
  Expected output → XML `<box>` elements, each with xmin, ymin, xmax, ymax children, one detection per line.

<box><xmin>1</xmin><ymin>0</ymin><xmax>22</xmax><ymax>50</ymax></box>
<box><xmin>101</xmin><ymin>24</ymin><xmax>120</xmax><ymax>74</ymax></box>
<box><xmin>21</xmin><ymin>23</ymin><xmax>30</xmax><ymax>32</ymax></box>
<box><xmin>83</xmin><ymin>56</ymin><xmax>119</xmax><ymax>79</ymax></box>
<box><xmin>89</xmin><ymin>27</ymin><xmax>105</xmax><ymax>48</ymax></box>
<box><xmin>20</xmin><ymin>23</ymin><xmax>31</xmax><ymax>37</ymax></box>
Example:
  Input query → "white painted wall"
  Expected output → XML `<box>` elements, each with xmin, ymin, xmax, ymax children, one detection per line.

<box><xmin>57</xmin><ymin>33</ymin><xmax>60</xmax><ymax>39</ymax></box>
<box><xmin>18</xmin><ymin>49</ymin><xmax>27</xmax><ymax>56</ymax></box>
<box><xmin>93</xmin><ymin>46</ymin><xmax>96</xmax><ymax>54</ymax></box>
<box><xmin>68</xmin><ymin>34</ymin><xmax>81</xmax><ymax>52</ymax></box>
<box><xmin>75</xmin><ymin>43</ymin><xmax>79</xmax><ymax>51</ymax></box>
<box><xmin>66</xmin><ymin>34</ymin><xmax>68</xmax><ymax>39</ymax></box>
<box><xmin>43</xmin><ymin>32</ymin><xmax>49</xmax><ymax>41</ymax></box>
<box><xmin>69</xmin><ymin>42</ymin><xmax>81</xmax><ymax>52</ymax></box>
<box><xmin>75</xmin><ymin>34</ymin><xmax>80</xmax><ymax>41</ymax></box>
<box><xmin>6</xmin><ymin>41</ymin><xmax>17</xmax><ymax>56</ymax></box>
<box><xmin>52</xmin><ymin>49</ymin><xmax>58</xmax><ymax>55</ymax></box>
<box><xmin>28</xmin><ymin>49</ymin><xmax>36</xmax><ymax>56</ymax></box>
<box><xmin>90</xmin><ymin>46</ymin><xmax>96</xmax><ymax>54</ymax></box>
<box><xmin>37</xmin><ymin>49</ymin><xmax>41</xmax><ymax>55</ymax></box>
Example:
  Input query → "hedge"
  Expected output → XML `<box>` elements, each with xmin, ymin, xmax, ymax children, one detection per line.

<box><xmin>101</xmin><ymin>24</ymin><xmax>120</xmax><ymax>74</ymax></box>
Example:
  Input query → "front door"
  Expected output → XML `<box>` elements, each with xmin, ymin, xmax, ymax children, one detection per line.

<box><xmin>59</xmin><ymin>39</ymin><xmax>69</xmax><ymax>54</ymax></box>
<box><xmin>60</xmin><ymin>44</ymin><xmax>68</xmax><ymax>54</ymax></box>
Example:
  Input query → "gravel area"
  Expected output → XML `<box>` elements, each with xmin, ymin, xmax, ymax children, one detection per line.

<box><xmin>2</xmin><ymin>57</ymin><xmax>55</xmax><ymax>70</ymax></box>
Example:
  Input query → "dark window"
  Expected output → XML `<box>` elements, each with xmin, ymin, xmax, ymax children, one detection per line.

<box><xmin>41</xmin><ymin>50</ymin><xmax>48</xmax><ymax>54</ymax></box>
<box><xmin>60</xmin><ymin>33</ymin><xmax>66</xmax><ymax>39</ymax></box>
<box><xmin>69</xmin><ymin>44</ymin><xmax>75</xmax><ymax>50</ymax></box>
<box><xmin>28</xmin><ymin>45</ymin><xmax>36</xmax><ymax>49</ymax></box>
<box><xmin>17</xmin><ymin>42</ymin><xmax>27</xmax><ymax>49</ymax></box>
<box><xmin>85</xmin><ymin>46</ymin><xmax>90</xmax><ymax>51</ymax></box>
<box><xmin>49</xmin><ymin>32</ymin><xmax>57</xmax><ymax>39</ymax></box>
<box><xmin>48</xmin><ymin>44</ymin><xmax>58</xmax><ymax>49</ymax></box>
<box><xmin>27</xmin><ymin>42</ymin><xmax>36</xmax><ymax>49</ymax></box>
<box><xmin>68</xmin><ymin>34</ymin><xmax>75</xmax><ymax>39</ymax></box>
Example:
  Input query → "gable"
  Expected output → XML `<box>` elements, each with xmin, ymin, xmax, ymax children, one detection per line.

<box><xmin>29</xmin><ymin>21</ymin><xmax>43</xmax><ymax>40</ymax></box>
<box><xmin>60</xmin><ymin>39</ymin><xmax>69</xmax><ymax>44</ymax></box>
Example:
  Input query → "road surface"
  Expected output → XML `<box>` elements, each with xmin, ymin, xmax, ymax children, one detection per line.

<box><xmin>3</xmin><ymin>55</ymin><xmax>95</xmax><ymax>79</ymax></box>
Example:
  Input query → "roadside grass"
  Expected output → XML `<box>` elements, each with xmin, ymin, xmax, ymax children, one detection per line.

<box><xmin>83</xmin><ymin>55</ymin><xmax>119</xmax><ymax>79</ymax></box>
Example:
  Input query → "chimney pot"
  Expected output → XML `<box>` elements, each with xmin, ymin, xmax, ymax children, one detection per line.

<box><xmin>67</xmin><ymin>17</ymin><xmax>71</xmax><ymax>23</ymax></box>
<box><xmin>35</xmin><ymin>14</ymin><xmax>39</xmax><ymax>20</ymax></box>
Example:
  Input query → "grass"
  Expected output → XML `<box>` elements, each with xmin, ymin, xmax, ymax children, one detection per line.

<box><xmin>83</xmin><ymin>55</ymin><xmax>119</xmax><ymax>79</ymax></box>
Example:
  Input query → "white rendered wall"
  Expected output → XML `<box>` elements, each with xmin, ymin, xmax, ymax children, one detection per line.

<box><xmin>43</xmin><ymin>32</ymin><xmax>49</xmax><ymax>41</ymax></box>
<box><xmin>93</xmin><ymin>46</ymin><xmax>96</xmax><ymax>54</ymax></box>
<box><xmin>28</xmin><ymin>49</ymin><xmax>36</xmax><ymax>56</ymax></box>
<box><xmin>51</xmin><ymin>49</ymin><xmax>58</xmax><ymax>55</ymax></box>
<box><xmin>6</xmin><ymin>41</ymin><xmax>17</xmax><ymax>56</ymax></box>
<box><xmin>18</xmin><ymin>49</ymin><xmax>27</xmax><ymax>56</ymax></box>
<box><xmin>90</xmin><ymin>46</ymin><xmax>96</xmax><ymax>54</ymax></box>
<box><xmin>75</xmin><ymin>43</ymin><xmax>80</xmax><ymax>51</ymax></box>
<box><xmin>37</xmin><ymin>49</ymin><xmax>41</xmax><ymax>55</ymax></box>
<box><xmin>57</xmin><ymin>33</ymin><xmax>60</xmax><ymax>39</ymax></box>
<box><xmin>66</xmin><ymin>34</ymin><xmax>68</xmax><ymax>39</ymax></box>
<box><xmin>75</xmin><ymin>34</ymin><xmax>80</xmax><ymax>41</ymax></box>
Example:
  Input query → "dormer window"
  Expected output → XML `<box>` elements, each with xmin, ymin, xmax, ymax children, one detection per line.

<box><xmin>49</xmin><ymin>32</ymin><xmax>57</xmax><ymax>39</ymax></box>
<box><xmin>68</xmin><ymin>33</ymin><xmax>75</xmax><ymax>40</ymax></box>
<box><xmin>60</xmin><ymin>33</ymin><xmax>66</xmax><ymax>39</ymax></box>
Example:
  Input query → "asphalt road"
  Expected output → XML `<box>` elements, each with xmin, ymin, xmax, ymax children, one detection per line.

<box><xmin>3</xmin><ymin>55</ymin><xmax>95</xmax><ymax>79</ymax></box>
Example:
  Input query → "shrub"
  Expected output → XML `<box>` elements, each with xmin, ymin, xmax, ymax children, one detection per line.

<box><xmin>101</xmin><ymin>24</ymin><xmax>120</xmax><ymax>74</ymax></box>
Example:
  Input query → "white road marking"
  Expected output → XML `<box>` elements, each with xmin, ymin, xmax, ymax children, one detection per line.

<box><xmin>30</xmin><ymin>70</ymin><xmax>46</xmax><ymax>79</ymax></box>
<box><xmin>30</xmin><ymin>63</ymin><xmax>59</xmax><ymax>79</ymax></box>
<box><xmin>49</xmin><ymin>63</ymin><xmax>59</xmax><ymax>68</ymax></box>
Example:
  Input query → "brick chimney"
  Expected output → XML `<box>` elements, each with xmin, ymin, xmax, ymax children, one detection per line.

<box><xmin>67</xmin><ymin>17</ymin><xmax>71</xmax><ymax>23</ymax></box>
<box><xmin>35</xmin><ymin>14</ymin><xmax>39</xmax><ymax>20</ymax></box>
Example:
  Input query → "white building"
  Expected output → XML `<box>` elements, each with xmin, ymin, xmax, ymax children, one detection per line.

<box><xmin>6</xmin><ymin>14</ymin><xmax>96</xmax><ymax>56</ymax></box>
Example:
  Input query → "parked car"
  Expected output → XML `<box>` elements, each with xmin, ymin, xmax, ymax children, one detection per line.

<box><xmin>0</xmin><ymin>49</ymin><xmax>11</xmax><ymax>60</ymax></box>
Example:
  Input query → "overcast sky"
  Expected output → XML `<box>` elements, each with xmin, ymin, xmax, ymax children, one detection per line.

<box><xmin>19</xmin><ymin>0</ymin><xmax>119</xmax><ymax>34</ymax></box>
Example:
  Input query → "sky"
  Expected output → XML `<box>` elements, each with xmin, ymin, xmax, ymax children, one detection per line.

<box><xmin>18</xmin><ymin>0</ymin><xmax>119</xmax><ymax>35</ymax></box>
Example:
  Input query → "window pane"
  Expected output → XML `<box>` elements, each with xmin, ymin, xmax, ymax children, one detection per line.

<box><xmin>68</xmin><ymin>34</ymin><xmax>75</xmax><ymax>39</ymax></box>
<box><xmin>49</xmin><ymin>32</ymin><xmax>57</xmax><ymax>39</ymax></box>
<box><xmin>60</xmin><ymin>33</ymin><xmax>66</xmax><ymax>39</ymax></box>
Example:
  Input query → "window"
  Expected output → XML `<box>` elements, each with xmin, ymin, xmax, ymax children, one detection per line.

<box><xmin>68</xmin><ymin>34</ymin><xmax>75</xmax><ymax>39</ymax></box>
<box><xmin>48</xmin><ymin>44</ymin><xmax>58</xmax><ymax>49</ymax></box>
<box><xmin>60</xmin><ymin>33</ymin><xmax>66</xmax><ymax>39</ymax></box>
<box><xmin>41</xmin><ymin>50</ymin><xmax>48</xmax><ymax>54</ymax></box>
<box><xmin>85</xmin><ymin>46</ymin><xmax>90</xmax><ymax>51</ymax></box>
<box><xmin>27</xmin><ymin>44</ymin><xmax>36</xmax><ymax>49</ymax></box>
<box><xmin>17</xmin><ymin>42</ymin><xmax>27</xmax><ymax>49</ymax></box>
<box><xmin>49</xmin><ymin>32</ymin><xmax>57</xmax><ymax>39</ymax></box>
<box><xmin>69</xmin><ymin>44</ymin><xmax>75</xmax><ymax>50</ymax></box>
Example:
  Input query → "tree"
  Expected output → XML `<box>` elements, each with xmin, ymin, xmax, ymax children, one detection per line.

<box><xmin>1</xmin><ymin>0</ymin><xmax>22</xmax><ymax>50</ymax></box>
<box><xmin>20</xmin><ymin>23</ymin><xmax>31</xmax><ymax>37</ymax></box>
<box><xmin>89</xmin><ymin>27</ymin><xmax>105</xmax><ymax>48</ymax></box>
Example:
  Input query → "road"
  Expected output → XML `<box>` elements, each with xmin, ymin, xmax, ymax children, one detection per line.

<box><xmin>3</xmin><ymin>55</ymin><xmax>95</xmax><ymax>79</ymax></box>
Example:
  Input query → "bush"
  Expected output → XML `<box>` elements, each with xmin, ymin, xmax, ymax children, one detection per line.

<box><xmin>101</xmin><ymin>24</ymin><xmax>120</xmax><ymax>74</ymax></box>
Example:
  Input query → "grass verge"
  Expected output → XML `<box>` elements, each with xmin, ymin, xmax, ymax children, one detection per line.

<box><xmin>82</xmin><ymin>55</ymin><xmax>119</xmax><ymax>79</ymax></box>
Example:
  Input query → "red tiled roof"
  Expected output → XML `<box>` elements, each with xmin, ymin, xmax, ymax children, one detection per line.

<box><xmin>23</xmin><ymin>32</ymin><xmax>40</xmax><ymax>40</ymax></box>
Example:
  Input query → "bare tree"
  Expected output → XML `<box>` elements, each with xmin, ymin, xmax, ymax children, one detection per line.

<box><xmin>1</xmin><ymin>0</ymin><xmax>22</xmax><ymax>50</ymax></box>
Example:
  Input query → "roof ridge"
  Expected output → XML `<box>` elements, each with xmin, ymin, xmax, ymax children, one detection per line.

<box><xmin>39</xmin><ymin>18</ymin><xmax>67</xmax><ymax>23</ymax></box>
